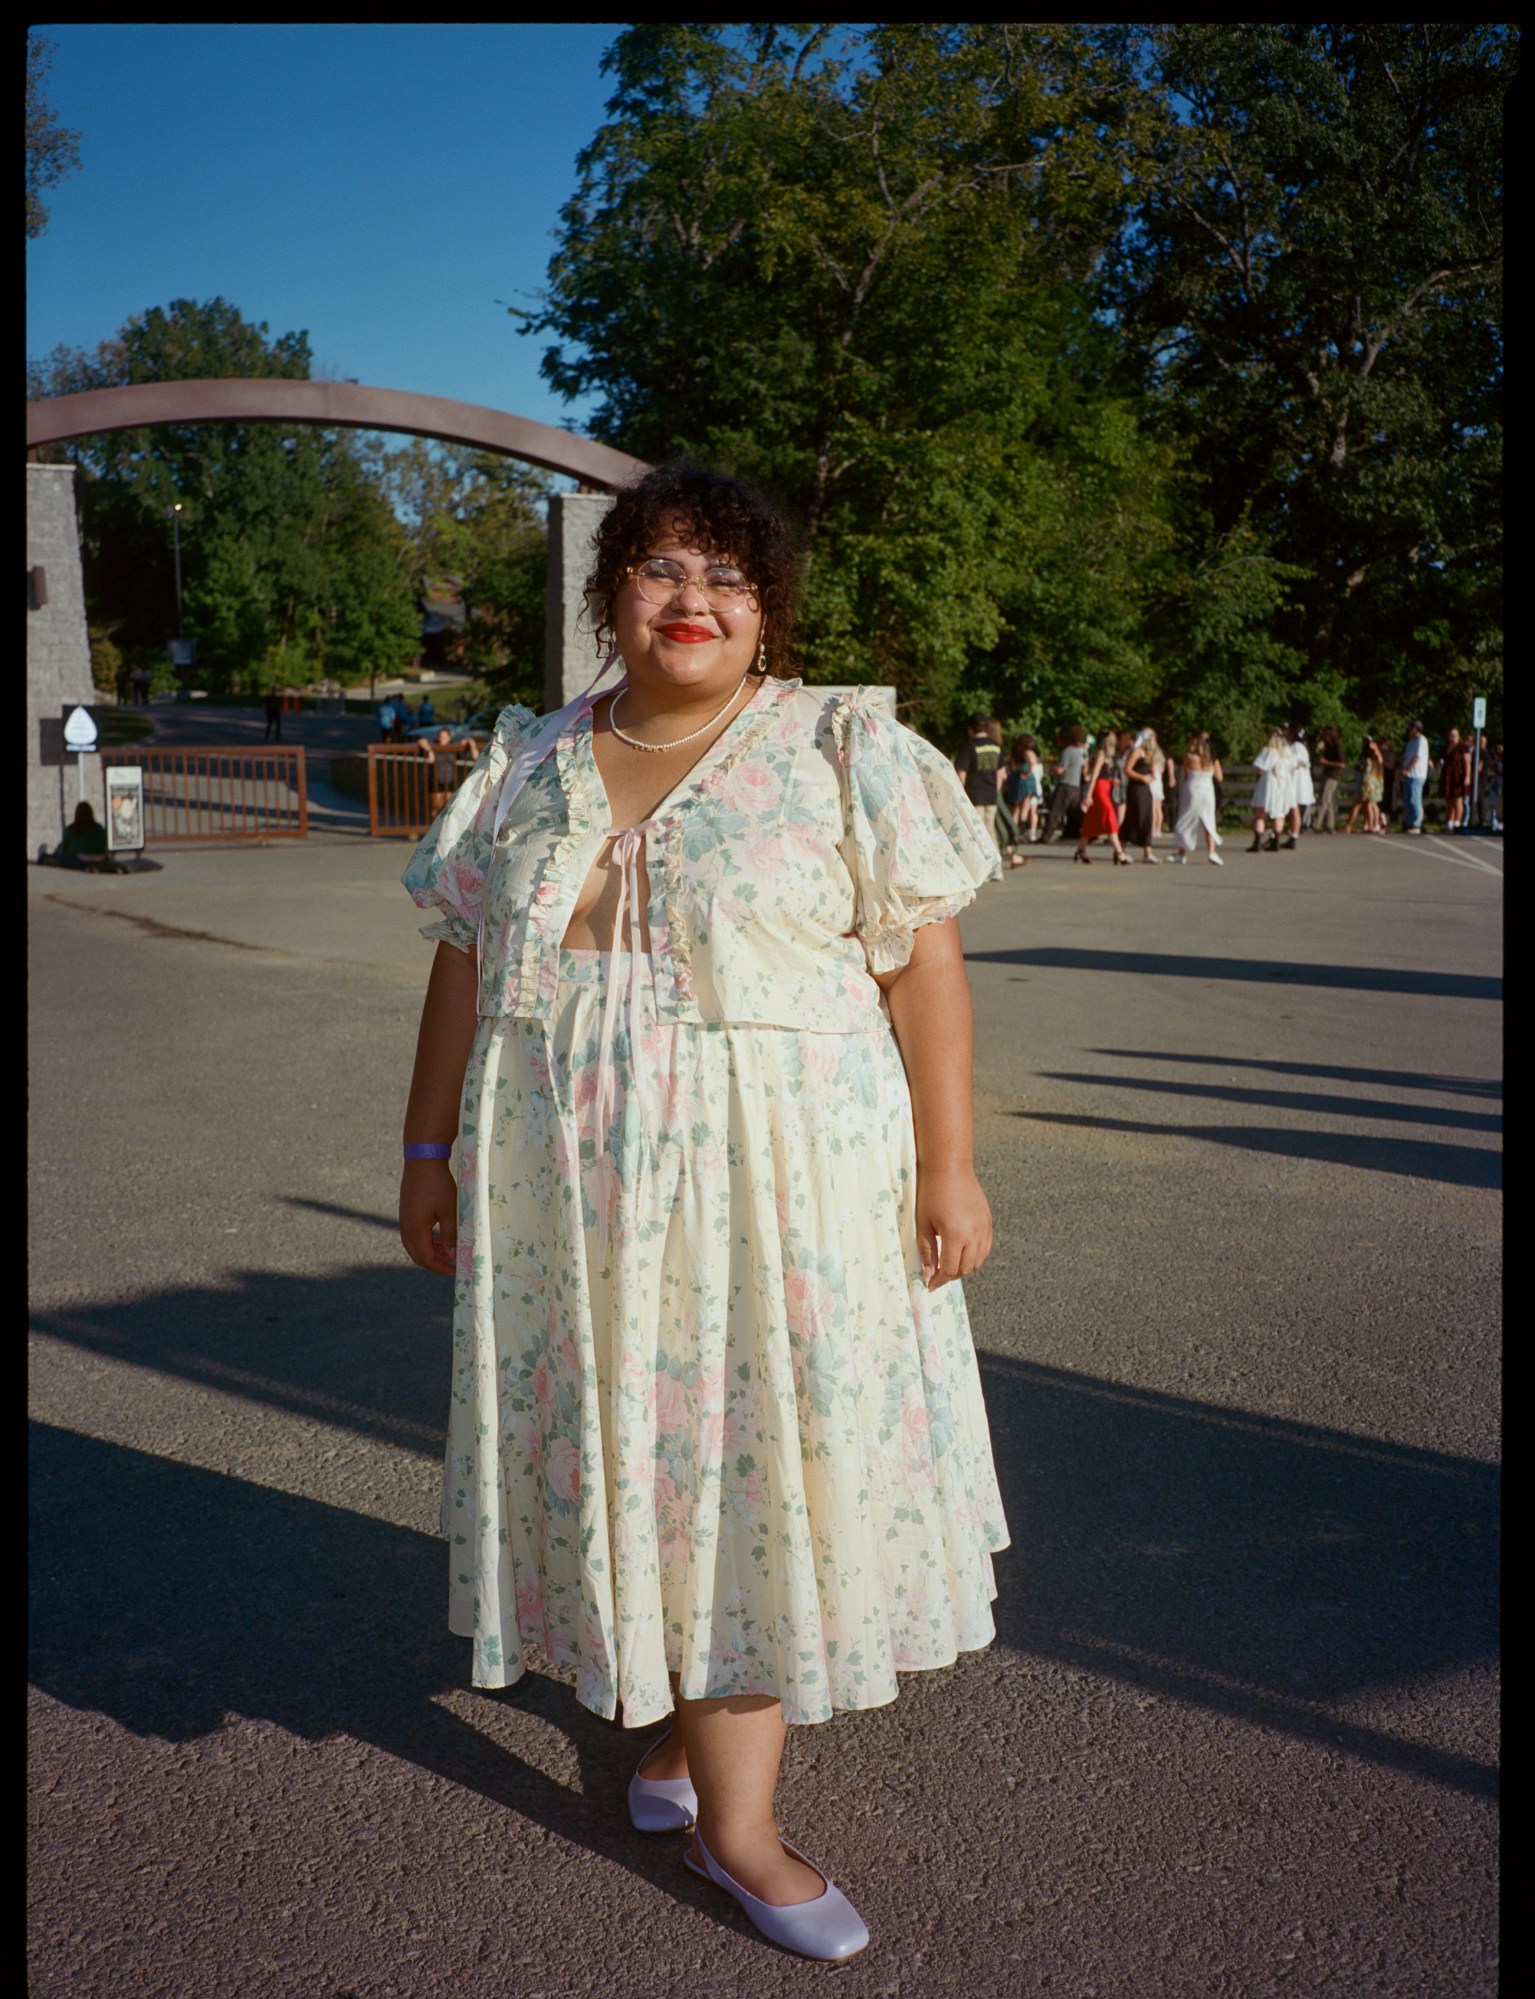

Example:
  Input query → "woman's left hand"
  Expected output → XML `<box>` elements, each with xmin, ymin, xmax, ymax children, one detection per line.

<box><xmin>915</xmin><ymin>1165</ymin><xmax>993</xmax><ymax>1289</ymax></box>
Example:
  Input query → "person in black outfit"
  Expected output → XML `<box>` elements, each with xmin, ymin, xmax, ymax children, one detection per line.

<box><xmin>263</xmin><ymin>690</ymin><xmax>283</xmax><ymax>742</ymax></box>
<box><xmin>954</xmin><ymin>714</ymin><xmax>1003</xmax><ymax>851</ymax></box>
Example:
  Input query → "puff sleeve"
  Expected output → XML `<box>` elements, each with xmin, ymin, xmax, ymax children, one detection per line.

<box><xmin>402</xmin><ymin>705</ymin><xmax>537</xmax><ymax>953</ymax></box>
<box><xmin>833</xmin><ymin>694</ymin><xmax>1001</xmax><ymax>975</ymax></box>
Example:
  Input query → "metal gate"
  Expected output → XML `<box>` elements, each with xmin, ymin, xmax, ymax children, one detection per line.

<box><xmin>367</xmin><ymin>741</ymin><xmax>480</xmax><ymax>838</ymax></box>
<box><xmin>101</xmin><ymin>746</ymin><xmax>309</xmax><ymax>842</ymax></box>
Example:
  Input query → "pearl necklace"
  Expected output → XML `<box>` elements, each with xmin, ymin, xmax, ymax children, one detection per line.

<box><xmin>608</xmin><ymin>673</ymin><xmax>750</xmax><ymax>753</ymax></box>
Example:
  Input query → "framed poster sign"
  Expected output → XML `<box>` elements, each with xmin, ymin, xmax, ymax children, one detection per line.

<box><xmin>105</xmin><ymin>765</ymin><xmax>145</xmax><ymax>851</ymax></box>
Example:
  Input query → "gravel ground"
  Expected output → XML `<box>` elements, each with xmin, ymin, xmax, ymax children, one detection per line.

<box><xmin>28</xmin><ymin>822</ymin><xmax>1500</xmax><ymax>1998</ymax></box>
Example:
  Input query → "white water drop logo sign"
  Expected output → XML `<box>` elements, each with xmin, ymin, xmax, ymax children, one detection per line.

<box><xmin>63</xmin><ymin>706</ymin><xmax>98</xmax><ymax>753</ymax></box>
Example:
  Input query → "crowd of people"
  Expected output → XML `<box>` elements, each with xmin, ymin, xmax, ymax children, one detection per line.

<box><xmin>953</xmin><ymin>714</ymin><xmax>1505</xmax><ymax>866</ymax></box>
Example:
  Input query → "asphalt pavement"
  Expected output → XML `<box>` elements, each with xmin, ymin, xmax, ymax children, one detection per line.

<box><xmin>28</xmin><ymin>814</ymin><xmax>1500</xmax><ymax>1999</ymax></box>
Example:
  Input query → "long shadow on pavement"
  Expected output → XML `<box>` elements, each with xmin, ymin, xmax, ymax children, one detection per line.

<box><xmin>1040</xmin><ymin>1071</ymin><xmax>1502</xmax><ymax>1134</ymax></box>
<box><xmin>1014</xmin><ymin>1109</ymin><xmax>1502</xmax><ymax>1188</ymax></box>
<box><xmin>980</xmin><ymin>1353</ymin><xmax>1498</xmax><ymax>1800</ymax></box>
<box><xmin>28</xmin><ymin>1418</ymin><xmax>702</xmax><ymax>1904</ymax></box>
<box><xmin>967</xmin><ymin>948</ymin><xmax>1502</xmax><ymax>1002</ymax></box>
<box><xmin>32</xmin><ymin>1261</ymin><xmax>1498</xmax><ymax>1813</ymax></box>
<box><xmin>1090</xmin><ymin>1051</ymin><xmax>1503</xmax><ymax>1100</ymax></box>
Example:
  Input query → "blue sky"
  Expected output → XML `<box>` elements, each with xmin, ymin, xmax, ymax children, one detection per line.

<box><xmin>26</xmin><ymin>23</ymin><xmax>626</xmax><ymax>439</ymax></box>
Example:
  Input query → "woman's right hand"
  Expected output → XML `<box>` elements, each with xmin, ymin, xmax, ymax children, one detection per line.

<box><xmin>400</xmin><ymin>1159</ymin><xmax>458</xmax><ymax>1274</ymax></box>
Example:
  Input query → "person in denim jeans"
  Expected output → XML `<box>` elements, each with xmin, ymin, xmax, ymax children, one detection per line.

<box><xmin>1398</xmin><ymin>721</ymin><xmax>1430</xmax><ymax>832</ymax></box>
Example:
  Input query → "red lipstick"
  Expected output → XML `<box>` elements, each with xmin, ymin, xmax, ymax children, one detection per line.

<box><xmin>655</xmin><ymin>622</ymin><xmax>715</xmax><ymax>642</ymax></box>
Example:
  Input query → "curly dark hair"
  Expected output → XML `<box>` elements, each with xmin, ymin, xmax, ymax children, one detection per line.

<box><xmin>584</xmin><ymin>464</ymin><xmax>801</xmax><ymax>674</ymax></box>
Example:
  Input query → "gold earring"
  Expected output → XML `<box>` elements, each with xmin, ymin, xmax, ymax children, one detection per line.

<box><xmin>752</xmin><ymin>636</ymin><xmax>769</xmax><ymax>676</ymax></box>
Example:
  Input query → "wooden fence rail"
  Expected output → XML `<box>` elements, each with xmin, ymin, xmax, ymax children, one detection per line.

<box><xmin>101</xmin><ymin>746</ymin><xmax>308</xmax><ymax>843</ymax></box>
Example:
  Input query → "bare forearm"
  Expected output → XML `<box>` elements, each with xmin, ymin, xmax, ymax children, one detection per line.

<box><xmin>403</xmin><ymin>941</ymin><xmax>480</xmax><ymax>1143</ymax></box>
<box><xmin>876</xmin><ymin>919</ymin><xmax>974</xmax><ymax>1170</ymax></box>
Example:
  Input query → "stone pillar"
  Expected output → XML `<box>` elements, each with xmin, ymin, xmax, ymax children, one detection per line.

<box><xmin>544</xmin><ymin>490</ymin><xmax>614</xmax><ymax>712</ymax></box>
<box><xmin>27</xmin><ymin>463</ymin><xmax>99</xmax><ymax>859</ymax></box>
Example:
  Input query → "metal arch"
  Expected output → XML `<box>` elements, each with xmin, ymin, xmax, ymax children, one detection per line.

<box><xmin>25</xmin><ymin>378</ymin><xmax>650</xmax><ymax>491</ymax></box>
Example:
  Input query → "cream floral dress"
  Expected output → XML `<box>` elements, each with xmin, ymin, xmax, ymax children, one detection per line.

<box><xmin>404</xmin><ymin>676</ymin><xmax>1009</xmax><ymax>1728</ymax></box>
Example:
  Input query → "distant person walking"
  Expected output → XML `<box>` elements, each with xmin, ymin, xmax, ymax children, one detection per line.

<box><xmin>1398</xmin><ymin>721</ymin><xmax>1430</xmax><ymax>834</ymax></box>
<box><xmin>1288</xmin><ymin>726</ymin><xmax>1314</xmax><ymax>836</ymax></box>
<box><xmin>1441</xmin><ymin>727</ymin><xmax>1472</xmax><ymax>831</ymax></box>
<box><xmin>1169</xmin><ymin>732</ymin><xmax>1224</xmax><ymax>864</ymax></box>
<box><xmin>1345</xmin><ymin>738</ymin><xmax>1386</xmax><ymax>835</ymax></box>
<box><xmin>1045</xmin><ymin>727</ymin><xmax>1088</xmax><ymax>843</ymax></box>
<box><xmin>1120</xmin><ymin>729</ymin><xmax>1159</xmax><ymax>862</ymax></box>
<box><xmin>984</xmin><ymin>718</ymin><xmax>1024</xmax><ymax>861</ymax></box>
<box><xmin>955</xmin><ymin>714</ymin><xmax>1005</xmax><ymax>853</ymax></box>
<box><xmin>1148</xmin><ymin>737</ymin><xmax>1168</xmax><ymax>842</ymax></box>
<box><xmin>1001</xmin><ymin>735</ymin><xmax>1042</xmax><ymax>865</ymax></box>
<box><xmin>1249</xmin><ymin>729</ymin><xmax>1295</xmax><ymax>851</ymax></box>
<box><xmin>1074</xmin><ymin>730</ymin><xmax>1131</xmax><ymax>866</ymax></box>
<box><xmin>263</xmin><ymin>690</ymin><xmax>283</xmax><ymax>742</ymax></box>
<box><xmin>1314</xmin><ymin>727</ymin><xmax>1346</xmax><ymax>832</ymax></box>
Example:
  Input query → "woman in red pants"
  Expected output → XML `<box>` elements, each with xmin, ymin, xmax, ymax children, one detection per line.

<box><xmin>1073</xmin><ymin>730</ymin><xmax>1132</xmax><ymax>865</ymax></box>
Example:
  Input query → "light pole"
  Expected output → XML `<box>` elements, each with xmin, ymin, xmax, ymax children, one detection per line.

<box><xmin>170</xmin><ymin>501</ymin><xmax>184</xmax><ymax>643</ymax></box>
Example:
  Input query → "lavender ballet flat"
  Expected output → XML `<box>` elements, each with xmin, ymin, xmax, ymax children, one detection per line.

<box><xmin>684</xmin><ymin>1829</ymin><xmax>870</xmax><ymax>1961</ymax></box>
<box><xmin>627</xmin><ymin>1729</ymin><xmax>698</xmax><ymax>1833</ymax></box>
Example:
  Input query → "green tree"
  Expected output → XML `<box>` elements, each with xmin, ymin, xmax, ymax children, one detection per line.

<box><xmin>1106</xmin><ymin>22</ymin><xmax>1508</xmax><ymax>738</ymax></box>
<box><xmin>29</xmin><ymin>298</ymin><xmax>419</xmax><ymax>693</ymax></box>
<box><xmin>524</xmin><ymin>24</ymin><xmax>1173</xmax><ymax>736</ymax></box>
<box><xmin>383</xmin><ymin>441</ymin><xmax>550</xmax><ymax>707</ymax></box>
<box><xmin>26</xmin><ymin>32</ymin><xmax>81</xmax><ymax>239</ymax></box>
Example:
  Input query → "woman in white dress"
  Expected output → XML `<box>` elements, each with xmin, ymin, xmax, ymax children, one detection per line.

<box><xmin>397</xmin><ymin>465</ymin><xmax>1005</xmax><ymax>1961</ymax></box>
<box><xmin>1169</xmin><ymin>732</ymin><xmax>1224</xmax><ymax>864</ymax></box>
<box><xmin>1249</xmin><ymin>727</ymin><xmax>1295</xmax><ymax>852</ymax></box>
<box><xmin>1286</xmin><ymin>726</ymin><xmax>1314</xmax><ymax>843</ymax></box>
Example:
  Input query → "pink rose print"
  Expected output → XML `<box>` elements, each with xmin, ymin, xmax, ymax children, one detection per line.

<box><xmin>652</xmin><ymin>1469</ymin><xmax>678</xmax><ymax>1514</ymax></box>
<box><xmin>589</xmin><ymin>1153</ymin><xmax>621</xmax><ymax>1229</ymax></box>
<box><xmin>800</xmin><ymin>1037</ymin><xmax>842</xmax><ymax>1086</ymax></box>
<box><xmin>654</xmin><ymin>1372</ymin><xmax>689</xmax><ymax>1435</ymax></box>
<box><xmin>455</xmin><ymin>1239</ymin><xmax>475</xmax><ymax>1279</ymax></box>
<box><xmin>742</xmin><ymin>833</ymin><xmax>783</xmax><ymax>880</ymax></box>
<box><xmin>900</xmin><ymin>1389</ymin><xmax>931</xmax><ymax>1447</ymax></box>
<box><xmin>724</xmin><ymin>761</ymin><xmax>783</xmax><ymax>815</ymax></box>
<box><xmin>516</xmin><ymin>1575</ymin><xmax>544</xmax><ymax>1627</ymax></box>
<box><xmin>533</xmin><ymin>1355</ymin><xmax>555</xmax><ymax>1411</ymax></box>
<box><xmin>729</xmin><ymin>1471</ymin><xmax>769</xmax><ymax>1522</ymax></box>
<box><xmin>547</xmin><ymin>1434</ymin><xmax>582</xmax><ymax>1506</ymax></box>
<box><xmin>784</xmin><ymin>1266</ymin><xmax>833</xmax><ymax>1341</ymax></box>
<box><xmin>775</xmin><ymin>1184</ymin><xmax>793</xmax><ymax>1234</ymax></box>
<box><xmin>660</xmin><ymin>1522</ymin><xmax>693</xmax><ymax>1570</ymax></box>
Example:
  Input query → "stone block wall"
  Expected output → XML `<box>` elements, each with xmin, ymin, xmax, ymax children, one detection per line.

<box><xmin>544</xmin><ymin>491</ymin><xmax>615</xmax><ymax>710</ymax></box>
<box><xmin>27</xmin><ymin>463</ymin><xmax>101</xmax><ymax>858</ymax></box>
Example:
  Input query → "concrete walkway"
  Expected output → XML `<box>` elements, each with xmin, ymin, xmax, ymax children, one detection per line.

<box><xmin>28</xmin><ymin>827</ymin><xmax>1500</xmax><ymax>1997</ymax></box>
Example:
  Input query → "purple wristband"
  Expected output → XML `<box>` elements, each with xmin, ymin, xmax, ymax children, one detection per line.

<box><xmin>403</xmin><ymin>1142</ymin><xmax>452</xmax><ymax>1160</ymax></box>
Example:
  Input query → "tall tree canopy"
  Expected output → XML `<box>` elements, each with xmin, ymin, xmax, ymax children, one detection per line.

<box><xmin>525</xmin><ymin>20</ymin><xmax>1507</xmax><ymax>749</ymax></box>
<box><xmin>1107</xmin><ymin>21</ymin><xmax>1507</xmax><ymax>740</ymax></box>
<box><xmin>524</xmin><ymin>23</ymin><xmax>1174</xmax><ymax>734</ymax></box>
<box><xmin>30</xmin><ymin>298</ymin><xmax>420</xmax><ymax>693</ymax></box>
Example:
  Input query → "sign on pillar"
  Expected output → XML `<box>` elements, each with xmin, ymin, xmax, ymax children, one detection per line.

<box><xmin>63</xmin><ymin>705</ymin><xmax>98</xmax><ymax>817</ymax></box>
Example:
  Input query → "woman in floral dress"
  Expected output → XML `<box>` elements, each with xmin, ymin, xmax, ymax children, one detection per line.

<box><xmin>398</xmin><ymin>466</ymin><xmax>1007</xmax><ymax>1960</ymax></box>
